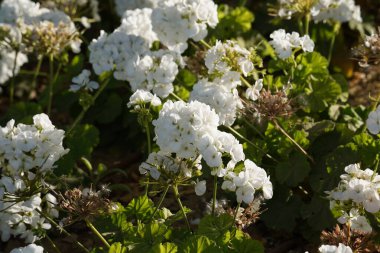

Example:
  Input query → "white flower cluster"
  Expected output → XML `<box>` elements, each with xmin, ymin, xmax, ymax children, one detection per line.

<box><xmin>269</xmin><ymin>29</ymin><xmax>314</xmax><ymax>59</ymax></box>
<box><xmin>10</xmin><ymin>243</ymin><xmax>44</xmax><ymax>253</ymax></box>
<box><xmin>326</xmin><ymin>163</ymin><xmax>380</xmax><ymax>233</ymax></box>
<box><xmin>139</xmin><ymin>151</ymin><xmax>201</xmax><ymax>180</ymax></box>
<box><xmin>114</xmin><ymin>0</ymin><xmax>159</xmax><ymax>17</ymax></box>
<box><xmin>127</xmin><ymin>89</ymin><xmax>162</xmax><ymax>110</ymax></box>
<box><xmin>190</xmin><ymin>71</ymin><xmax>243</xmax><ymax>126</ymax></box>
<box><xmin>0</xmin><ymin>114</ymin><xmax>66</xmax><ymax>242</ymax></box>
<box><xmin>221</xmin><ymin>159</ymin><xmax>273</xmax><ymax>204</ymax></box>
<box><xmin>366</xmin><ymin>105</ymin><xmax>380</xmax><ymax>135</ymax></box>
<box><xmin>151</xmin><ymin>0</ymin><xmax>218</xmax><ymax>53</ymax></box>
<box><xmin>277</xmin><ymin>0</ymin><xmax>362</xmax><ymax>23</ymax></box>
<box><xmin>0</xmin><ymin>0</ymin><xmax>81</xmax><ymax>84</ymax></box>
<box><xmin>318</xmin><ymin>243</ymin><xmax>352</xmax><ymax>253</ymax></box>
<box><xmin>0</xmin><ymin>114</ymin><xmax>69</xmax><ymax>176</ymax></box>
<box><xmin>89</xmin><ymin>30</ymin><xmax>183</xmax><ymax>98</ymax></box>
<box><xmin>124</xmin><ymin>49</ymin><xmax>184</xmax><ymax>98</ymax></box>
<box><xmin>118</xmin><ymin>8</ymin><xmax>158</xmax><ymax>47</ymax></box>
<box><xmin>0</xmin><ymin>47</ymin><xmax>28</xmax><ymax>84</ymax></box>
<box><xmin>205</xmin><ymin>40</ymin><xmax>255</xmax><ymax>77</ymax></box>
<box><xmin>69</xmin><ymin>69</ymin><xmax>99</xmax><ymax>92</ymax></box>
<box><xmin>88</xmin><ymin>30</ymin><xmax>147</xmax><ymax>76</ymax></box>
<box><xmin>312</xmin><ymin>0</ymin><xmax>362</xmax><ymax>23</ymax></box>
<box><xmin>0</xmin><ymin>185</ymin><xmax>58</xmax><ymax>242</ymax></box>
<box><xmin>153</xmin><ymin>100</ymin><xmax>245</xmax><ymax>169</ymax></box>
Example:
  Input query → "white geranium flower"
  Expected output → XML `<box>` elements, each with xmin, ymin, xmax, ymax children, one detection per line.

<box><xmin>269</xmin><ymin>29</ymin><xmax>315</xmax><ymax>59</ymax></box>
<box><xmin>318</xmin><ymin>243</ymin><xmax>353</xmax><ymax>253</ymax></box>
<box><xmin>222</xmin><ymin>159</ymin><xmax>273</xmax><ymax>204</ymax></box>
<box><xmin>366</xmin><ymin>105</ymin><xmax>380</xmax><ymax>135</ymax></box>
<box><xmin>10</xmin><ymin>244</ymin><xmax>44</xmax><ymax>253</ymax></box>
<box><xmin>194</xmin><ymin>180</ymin><xmax>206</xmax><ymax>196</ymax></box>
<box><xmin>245</xmin><ymin>79</ymin><xmax>263</xmax><ymax>101</ymax></box>
<box><xmin>69</xmin><ymin>69</ymin><xmax>99</xmax><ymax>92</ymax></box>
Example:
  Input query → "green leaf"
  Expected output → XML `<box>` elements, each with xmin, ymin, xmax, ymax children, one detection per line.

<box><xmin>295</xmin><ymin>52</ymin><xmax>329</xmax><ymax>80</ymax></box>
<box><xmin>261</xmin><ymin>188</ymin><xmax>302</xmax><ymax>232</ymax></box>
<box><xmin>126</xmin><ymin>222</ymin><xmax>171</xmax><ymax>252</ymax></box>
<box><xmin>125</xmin><ymin>195</ymin><xmax>154</xmax><ymax>221</ymax></box>
<box><xmin>95</xmin><ymin>204</ymin><xmax>130</xmax><ymax>232</ymax></box>
<box><xmin>300</xmin><ymin>76</ymin><xmax>342</xmax><ymax>113</ymax></box>
<box><xmin>55</xmin><ymin>124</ymin><xmax>99</xmax><ymax>175</ymax></box>
<box><xmin>181</xmin><ymin>236</ymin><xmax>215</xmax><ymax>253</ymax></box>
<box><xmin>265</xmin><ymin>122</ymin><xmax>310</xmax><ymax>158</ymax></box>
<box><xmin>92</xmin><ymin>93</ymin><xmax>123</xmax><ymax>124</ymax></box>
<box><xmin>1</xmin><ymin>102</ymin><xmax>43</xmax><ymax>124</ymax></box>
<box><xmin>347</xmin><ymin>133</ymin><xmax>380</xmax><ymax>167</ymax></box>
<box><xmin>177</xmin><ymin>69</ymin><xmax>197</xmax><ymax>87</ymax></box>
<box><xmin>210</xmin><ymin>5</ymin><xmax>254</xmax><ymax>39</ymax></box>
<box><xmin>197</xmin><ymin>214</ymin><xmax>234</xmax><ymax>243</ymax></box>
<box><xmin>275</xmin><ymin>152</ymin><xmax>311</xmax><ymax>187</ymax></box>
<box><xmin>230</xmin><ymin>238</ymin><xmax>264</xmax><ymax>253</ymax></box>
<box><xmin>300</xmin><ymin>196</ymin><xmax>335</xmax><ymax>231</ymax></box>
<box><xmin>151</xmin><ymin>243</ymin><xmax>178</xmax><ymax>253</ymax></box>
<box><xmin>305</xmin><ymin>120</ymin><xmax>336</xmax><ymax>142</ymax></box>
<box><xmin>109</xmin><ymin>243</ymin><xmax>127</xmax><ymax>253</ymax></box>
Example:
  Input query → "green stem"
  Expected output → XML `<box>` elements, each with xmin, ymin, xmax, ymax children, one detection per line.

<box><xmin>226</xmin><ymin>126</ymin><xmax>279</xmax><ymax>163</ymax></box>
<box><xmin>199</xmin><ymin>39</ymin><xmax>212</xmax><ymax>49</ymax></box>
<box><xmin>47</xmin><ymin>54</ymin><xmax>54</xmax><ymax>115</ymax></box>
<box><xmin>19</xmin><ymin>70</ymin><xmax>48</xmax><ymax>76</ymax></box>
<box><xmin>46</xmin><ymin>234</ymin><xmax>62</xmax><ymax>253</ymax></box>
<box><xmin>67</xmin><ymin>77</ymin><xmax>111</xmax><ymax>135</ymax></box>
<box><xmin>240</xmin><ymin>76</ymin><xmax>252</xmax><ymax>88</ymax></box>
<box><xmin>170</xmin><ymin>92</ymin><xmax>184</xmax><ymax>101</ymax></box>
<box><xmin>145</xmin><ymin>121</ymin><xmax>152</xmax><ymax>154</ymax></box>
<box><xmin>10</xmin><ymin>50</ymin><xmax>19</xmax><ymax>105</ymax></box>
<box><xmin>172</xmin><ymin>185</ymin><xmax>192</xmax><ymax>232</ymax></box>
<box><xmin>372</xmin><ymin>158</ymin><xmax>380</xmax><ymax>179</ymax></box>
<box><xmin>242</xmin><ymin>118</ymin><xmax>266</xmax><ymax>139</ymax></box>
<box><xmin>304</xmin><ymin>13</ymin><xmax>310</xmax><ymax>36</ymax></box>
<box><xmin>273</xmin><ymin>119</ymin><xmax>314</xmax><ymax>163</ymax></box>
<box><xmin>85</xmin><ymin>219</ymin><xmax>110</xmax><ymax>249</ymax></box>
<box><xmin>212</xmin><ymin>175</ymin><xmax>217</xmax><ymax>216</ymax></box>
<box><xmin>149</xmin><ymin>184</ymin><xmax>170</xmax><ymax>221</ymax></box>
<box><xmin>327</xmin><ymin>23</ymin><xmax>341</xmax><ymax>65</ymax></box>
<box><xmin>233</xmin><ymin>202</ymin><xmax>241</xmax><ymax>225</ymax></box>
<box><xmin>38</xmin><ymin>210</ymin><xmax>90</xmax><ymax>253</ymax></box>
<box><xmin>32</xmin><ymin>56</ymin><xmax>44</xmax><ymax>90</ymax></box>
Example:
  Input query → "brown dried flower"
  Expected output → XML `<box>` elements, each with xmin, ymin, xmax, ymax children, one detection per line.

<box><xmin>320</xmin><ymin>224</ymin><xmax>379</xmax><ymax>253</ymax></box>
<box><xmin>185</xmin><ymin>50</ymin><xmax>208</xmax><ymax>76</ymax></box>
<box><xmin>59</xmin><ymin>186</ymin><xmax>115</xmax><ymax>224</ymax></box>
<box><xmin>244</xmin><ymin>89</ymin><xmax>293</xmax><ymax>121</ymax></box>
<box><xmin>352</xmin><ymin>27</ymin><xmax>380</xmax><ymax>67</ymax></box>
<box><xmin>227</xmin><ymin>198</ymin><xmax>263</xmax><ymax>230</ymax></box>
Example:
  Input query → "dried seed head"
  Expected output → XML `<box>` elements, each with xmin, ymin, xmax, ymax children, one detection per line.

<box><xmin>352</xmin><ymin>27</ymin><xmax>380</xmax><ymax>67</ymax></box>
<box><xmin>244</xmin><ymin>89</ymin><xmax>293</xmax><ymax>121</ymax></box>
<box><xmin>227</xmin><ymin>197</ymin><xmax>263</xmax><ymax>230</ymax></box>
<box><xmin>185</xmin><ymin>50</ymin><xmax>208</xmax><ymax>76</ymax></box>
<box><xmin>41</xmin><ymin>0</ymin><xmax>100</xmax><ymax>22</ymax></box>
<box><xmin>23</xmin><ymin>21</ymin><xmax>81</xmax><ymax>57</ymax></box>
<box><xmin>269</xmin><ymin>0</ymin><xmax>317</xmax><ymax>18</ymax></box>
<box><xmin>59</xmin><ymin>187</ymin><xmax>114</xmax><ymax>224</ymax></box>
<box><xmin>320</xmin><ymin>224</ymin><xmax>379</xmax><ymax>252</ymax></box>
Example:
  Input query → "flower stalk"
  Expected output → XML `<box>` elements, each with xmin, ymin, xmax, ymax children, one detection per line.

<box><xmin>85</xmin><ymin>219</ymin><xmax>111</xmax><ymax>249</ymax></box>
<box><xmin>172</xmin><ymin>185</ymin><xmax>192</xmax><ymax>232</ymax></box>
